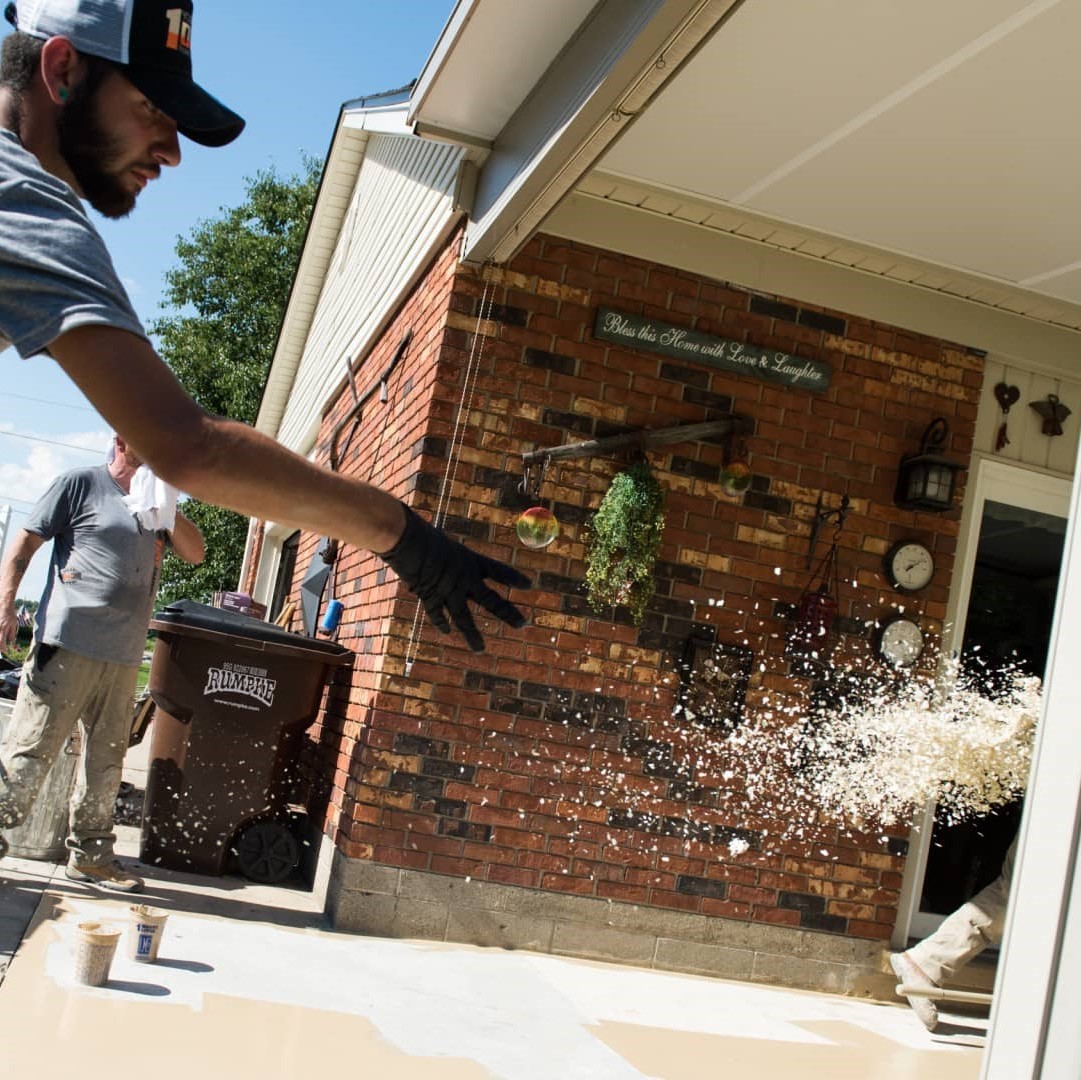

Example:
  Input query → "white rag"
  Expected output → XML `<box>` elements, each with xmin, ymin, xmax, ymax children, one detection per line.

<box><xmin>124</xmin><ymin>465</ymin><xmax>178</xmax><ymax>533</ymax></box>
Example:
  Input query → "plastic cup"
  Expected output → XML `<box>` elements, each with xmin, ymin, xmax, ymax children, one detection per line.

<box><xmin>74</xmin><ymin>921</ymin><xmax>121</xmax><ymax>986</ymax></box>
<box><xmin>128</xmin><ymin>904</ymin><xmax>169</xmax><ymax>963</ymax></box>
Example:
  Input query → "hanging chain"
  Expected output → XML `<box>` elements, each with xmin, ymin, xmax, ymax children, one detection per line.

<box><xmin>404</xmin><ymin>271</ymin><xmax>494</xmax><ymax>674</ymax></box>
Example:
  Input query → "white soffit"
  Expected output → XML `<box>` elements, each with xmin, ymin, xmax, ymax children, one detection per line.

<box><xmin>598</xmin><ymin>0</ymin><xmax>1081</xmax><ymax>309</ymax></box>
<box><xmin>409</xmin><ymin>0</ymin><xmax>600</xmax><ymax>142</ymax></box>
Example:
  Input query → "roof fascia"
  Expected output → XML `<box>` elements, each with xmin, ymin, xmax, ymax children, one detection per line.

<box><xmin>409</xmin><ymin>0</ymin><xmax>480</xmax><ymax>126</ymax></box>
<box><xmin>463</xmin><ymin>0</ymin><xmax>740</xmax><ymax>266</ymax></box>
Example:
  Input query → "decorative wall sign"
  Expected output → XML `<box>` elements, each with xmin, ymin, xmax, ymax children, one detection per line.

<box><xmin>593</xmin><ymin>307</ymin><xmax>831</xmax><ymax>392</ymax></box>
<box><xmin>674</xmin><ymin>629</ymin><xmax>754</xmax><ymax>730</ymax></box>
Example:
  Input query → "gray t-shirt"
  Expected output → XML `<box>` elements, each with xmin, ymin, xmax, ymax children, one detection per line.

<box><xmin>0</xmin><ymin>129</ymin><xmax>146</xmax><ymax>357</ymax></box>
<box><xmin>26</xmin><ymin>466</ymin><xmax>166</xmax><ymax>667</ymax></box>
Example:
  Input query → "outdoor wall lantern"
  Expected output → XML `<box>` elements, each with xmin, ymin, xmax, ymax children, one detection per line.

<box><xmin>893</xmin><ymin>417</ymin><xmax>963</xmax><ymax>512</ymax></box>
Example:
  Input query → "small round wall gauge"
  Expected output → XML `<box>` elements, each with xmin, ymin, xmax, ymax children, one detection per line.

<box><xmin>885</xmin><ymin>540</ymin><xmax>935</xmax><ymax>593</ymax></box>
<box><xmin>876</xmin><ymin>616</ymin><xmax>925</xmax><ymax>669</ymax></box>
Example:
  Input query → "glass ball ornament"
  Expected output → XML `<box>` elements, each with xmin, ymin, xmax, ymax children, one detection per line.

<box><xmin>515</xmin><ymin>505</ymin><xmax>559</xmax><ymax>549</ymax></box>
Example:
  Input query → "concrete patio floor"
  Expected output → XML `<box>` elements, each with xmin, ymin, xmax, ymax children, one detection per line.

<box><xmin>0</xmin><ymin>712</ymin><xmax>986</xmax><ymax>1079</ymax></box>
<box><xmin>0</xmin><ymin>840</ymin><xmax>985</xmax><ymax>1080</ymax></box>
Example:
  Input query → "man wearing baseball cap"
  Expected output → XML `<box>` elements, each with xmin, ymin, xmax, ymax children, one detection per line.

<box><xmin>0</xmin><ymin>2</ymin><xmax>531</xmax><ymax>863</ymax></box>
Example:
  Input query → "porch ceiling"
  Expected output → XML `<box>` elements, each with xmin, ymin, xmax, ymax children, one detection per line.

<box><xmin>595</xmin><ymin>0</ymin><xmax>1081</xmax><ymax>324</ymax></box>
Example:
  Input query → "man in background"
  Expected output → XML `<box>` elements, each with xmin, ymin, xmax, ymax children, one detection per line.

<box><xmin>0</xmin><ymin>434</ymin><xmax>204</xmax><ymax>890</ymax></box>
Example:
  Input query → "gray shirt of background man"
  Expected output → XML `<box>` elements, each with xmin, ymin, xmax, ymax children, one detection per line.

<box><xmin>26</xmin><ymin>465</ymin><xmax>167</xmax><ymax>667</ymax></box>
<box><xmin>0</xmin><ymin>128</ymin><xmax>146</xmax><ymax>357</ymax></box>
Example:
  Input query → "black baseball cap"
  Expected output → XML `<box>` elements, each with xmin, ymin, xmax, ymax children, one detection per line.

<box><xmin>5</xmin><ymin>0</ymin><xmax>244</xmax><ymax>146</ymax></box>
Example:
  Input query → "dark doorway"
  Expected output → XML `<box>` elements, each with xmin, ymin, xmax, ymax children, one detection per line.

<box><xmin>919</xmin><ymin>500</ymin><xmax>1064</xmax><ymax>916</ymax></box>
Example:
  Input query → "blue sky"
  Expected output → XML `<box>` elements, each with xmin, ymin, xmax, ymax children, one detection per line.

<box><xmin>1</xmin><ymin>0</ymin><xmax>455</xmax><ymax>603</ymax></box>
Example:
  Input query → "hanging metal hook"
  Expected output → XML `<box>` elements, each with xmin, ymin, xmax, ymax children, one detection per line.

<box><xmin>806</xmin><ymin>491</ymin><xmax>850</xmax><ymax>570</ymax></box>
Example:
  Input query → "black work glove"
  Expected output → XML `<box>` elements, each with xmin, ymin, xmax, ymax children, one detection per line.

<box><xmin>378</xmin><ymin>504</ymin><xmax>531</xmax><ymax>652</ymax></box>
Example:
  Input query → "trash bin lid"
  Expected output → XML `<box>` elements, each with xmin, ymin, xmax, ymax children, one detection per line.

<box><xmin>149</xmin><ymin>600</ymin><xmax>353</xmax><ymax>664</ymax></box>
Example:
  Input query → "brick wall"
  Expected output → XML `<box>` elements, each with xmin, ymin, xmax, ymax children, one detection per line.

<box><xmin>268</xmin><ymin>231</ymin><xmax>983</xmax><ymax>946</ymax></box>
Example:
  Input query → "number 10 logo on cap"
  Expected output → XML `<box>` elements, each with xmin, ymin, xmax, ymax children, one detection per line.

<box><xmin>164</xmin><ymin>8</ymin><xmax>192</xmax><ymax>53</ymax></box>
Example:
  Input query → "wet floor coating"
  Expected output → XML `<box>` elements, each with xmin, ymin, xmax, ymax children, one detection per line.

<box><xmin>0</xmin><ymin>890</ymin><xmax>983</xmax><ymax>1080</ymax></box>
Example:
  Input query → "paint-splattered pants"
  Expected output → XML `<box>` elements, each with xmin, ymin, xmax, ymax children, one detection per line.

<box><xmin>0</xmin><ymin>643</ymin><xmax>137</xmax><ymax>866</ymax></box>
<box><xmin>908</xmin><ymin>833</ymin><xmax>1017</xmax><ymax>985</ymax></box>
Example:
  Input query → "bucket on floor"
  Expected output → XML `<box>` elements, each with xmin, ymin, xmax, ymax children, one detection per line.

<box><xmin>74</xmin><ymin>921</ymin><xmax>120</xmax><ymax>986</ymax></box>
<box><xmin>127</xmin><ymin>905</ymin><xmax>169</xmax><ymax>963</ymax></box>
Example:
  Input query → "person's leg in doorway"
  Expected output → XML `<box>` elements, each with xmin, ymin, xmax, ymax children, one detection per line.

<box><xmin>891</xmin><ymin>834</ymin><xmax>1017</xmax><ymax>1030</ymax></box>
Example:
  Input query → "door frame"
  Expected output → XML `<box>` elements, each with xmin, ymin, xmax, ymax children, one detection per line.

<box><xmin>892</xmin><ymin>455</ymin><xmax>1071</xmax><ymax>947</ymax></box>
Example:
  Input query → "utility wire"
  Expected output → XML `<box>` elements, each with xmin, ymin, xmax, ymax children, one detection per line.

<box><xmin>0</xmin><ymin>429</ymin><xmax>105</xmax><ymax>455</ymax></box>
<box><xmin>3</xmin><ymin>391</ymin><xmax>96</xmax><ymax>413</ymax></box>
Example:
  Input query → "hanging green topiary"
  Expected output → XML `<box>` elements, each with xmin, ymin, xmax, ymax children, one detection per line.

<box><xmin>584</xmin><ymin>459</ymin><xmax>666</xmax><ymax>626</ymax></box>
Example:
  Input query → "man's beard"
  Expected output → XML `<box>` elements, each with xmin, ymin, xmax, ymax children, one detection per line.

<box><xmin>57</xmin><ymin>86</ymin><xmax>137</xmax><ymax>219</ymax></box>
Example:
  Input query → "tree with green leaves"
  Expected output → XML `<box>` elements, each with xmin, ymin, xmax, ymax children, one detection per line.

<box><xmin>152</xmin><ymin>159</ymin><xmax>321</xmax><ymax>607</ymax></box>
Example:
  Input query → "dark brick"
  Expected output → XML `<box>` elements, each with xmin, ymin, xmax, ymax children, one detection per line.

<box><xmin>834</xmin><ymin>615</ymin><xmax>870</xmax><ymax>638</ymax></box>
<box><xmin>523</xmin><ymin>347</ymin><xmax>577</xmax><ymax>375</ymax></box>
<box><xmin>608</xmin><ymin>809</ymin><xmax>662</xmax><ymax>832</ymax></box>
<box><xmin>749</xmin><ymin>473</ymin><xmax>771</xmax><ymax>493</ymax></box>
<box><xmin>683</xmin><ymin>387</ymin><xmax>735</xmax><ymax>411</ymax></box>
<box><xmin>411</xmin><ymin>435</ymin><xmax>448</xmax><ymax>460</ymax></box>
<box><xmin>414</xmin><ymin>796</ymin><xmax>468</xmax><ymax>819</ymax></box>
<box><xmin>743</xmin><ymin>491</ymin><xmax>793</xmax><ymax>515</ymax></box>
<box><xmin>798</xmin><ymin>309</ymin><xmax>846</xmax><ymax>335</ymax></box>
<box><xmin>474</xmin><ymin>299</ymin><xmax>528</xmax><ymax>326</ymax></box>
<box><xmin>750</xmin><ymin>296</ymin><xmax>799</xmax><ymax>322</ymax></box>
<box><xmin>552</xmin><ymin>501</ymin><xmax>589</xmax><ymax>526</ymax></box>
<box><xmin>541</xmin><ymin>409</ymin><xmax>595</xmax><ymax>435</ymax></box>
<box><xmin>438</xmin><ymin>819</ymin><xmax>493</xmax><ymax>842</ymax></box>
<box><xmin>667</xmin><ymin>780</ymin><xmax>706</xmax><ymax>803</ymax></box>
<box><xmin>669</xmin><ymin>456</ymin><xmax>721</xmax><ymax>482</ymax></box>
<box><xmin>660</xmin><ymin>363</ymin><xmax>711</xmax><ymax>389</ymax></box>
<box><xmin>412</xmin><ymin>472</ymin><xmax>443</xmax><ymax>495</ymax></box>
<box><xmin>800</xmin><ymin>912</ymin><xmax>848</xmax><ymax>934</ymax></box>
<box><xmin>545</xmin><ymin>705</ymin><xmax>593</xmax><ymax>728</ymax></box>
<box><xmin>463</xmin><ymin>671</ymin><xmax>520</xmax><ymax>695</ymax></box>
<box><xmin>654</xmin><ymin>561</ymin><xmax>703</xmax><ymax>586</ymax></box>
<box><xmin>572</xmin><ymin>692</ymin><xmax>625</xmax><ymax>718</ymax></box>
<box><xmin>441</xmin><ymin>513</ymin><xmax>489</xmax><ymax>541</ymax></box>
<box><xmin>538</xmin><ymin>572</ymin><xmax>583</xmax><ymax>595</ymax></box>
<box><xmin>593</xmin><ymin>420</ymin><xmax>637</xmax><ymax>439</ymax></box>
<box><xmin>713</xmin><ymin>825</ymin><xmax>762</xmax><ymax>851</ymax></box>
<box><xmin>388</xmin><ymin>772</ymin><xmax>444</xmax><ymax>798</ymax></box>
<box><xmin>676</xmin><ymin>875</ymin><xmax>728</xmax><ymax>899</ymax></box>
<box><xmin>393</xmin><ymin>734</ymin><xmax>450</xmax><ymax>758</ymax></box>
<box><xmin>779</xmin><ymin>891</ymin><xmax>826</xmax><ymax>914</ymax></box>
<box><xmin>422</xmin><ymin>758</ymin><xmax>476</xmax><ymax>782</ymax></box>
<box><xmin>887</xmin><ymin>837</ymin><xmax>909</xmax><ymax>858</ymax></box>
<box><xmin>520</xmin><ymin>682</ymin><xmax>574</xmax><ymax>706</ymax></box>
<box><xmin>491</xmin><ymin>696</ymin><xmax>544</xmax><ymax>719</ymax></box>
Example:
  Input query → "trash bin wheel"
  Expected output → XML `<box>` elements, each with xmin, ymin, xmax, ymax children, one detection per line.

<box><xmin>235</xmin><ymin>821</ymin><xmax>298</xmax><ymax>884</ymax></box>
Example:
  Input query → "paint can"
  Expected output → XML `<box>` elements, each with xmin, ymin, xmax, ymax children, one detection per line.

<box><xmin>128</xmin><ymin>904</ymin><xmax>169</xmax><ymax>963</ymax></box>
<box><xmin>74</xmin><ymin>921</ymin><xmax>121</xmax><ymax>986</ymax></box>
<box><xmin>320</xmin><ymin>598</ymin><xmax>343</xmax><ymax>633</ymax></box>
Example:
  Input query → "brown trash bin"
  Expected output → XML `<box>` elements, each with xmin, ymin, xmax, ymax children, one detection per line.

<box><xmin>140</xmin><ymin>600</ymin><xmax>352</xmax><ymax>881</ymax></box>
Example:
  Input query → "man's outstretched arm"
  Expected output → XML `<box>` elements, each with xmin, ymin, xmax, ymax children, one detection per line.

<box><xmin>50</xmin><ymin>324</ymin><xmax>530</xmax><ymax>650</ymax></box>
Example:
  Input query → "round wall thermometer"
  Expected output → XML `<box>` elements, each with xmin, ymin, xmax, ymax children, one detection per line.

<box><xmin>876</xmin><ymin>616</ymin><xmax>924</xmax><ymax>668</ymax></box>
<box><xmin>884</xmin><ymin>540</ymin><xmax>934</xmax><ymax>593</ymax></box>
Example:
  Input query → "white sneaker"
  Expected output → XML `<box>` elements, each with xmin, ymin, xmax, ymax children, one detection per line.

<box><xmin>890</xmin><ymin>952</ymin><xmax>940</xmax><ymax>1031</ymax></box>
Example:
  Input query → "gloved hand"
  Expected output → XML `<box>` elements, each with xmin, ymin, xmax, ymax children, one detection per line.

<box><xmin>378</xmin><ymin>504</ymin><xmax>531</xmax><ymax>651</ymax></box>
